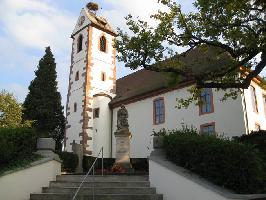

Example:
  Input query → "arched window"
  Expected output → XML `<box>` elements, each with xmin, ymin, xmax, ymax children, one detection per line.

<box><xmin>77</xmin><ymin>34</ymin><xmax>83</xmax><ymax>53</ymax></box>
<box><xmin>74</xmin><ymin>103</ymin><xmax>77</xmax><ymax>112</ymax></box>
<box><xmin>99</xmin><ymin>36</ymin><xmax>106</xmax><ymax>52</ymax></box>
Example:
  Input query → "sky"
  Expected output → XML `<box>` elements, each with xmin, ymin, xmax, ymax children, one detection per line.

<box><xmin>0</xmin><ymin>0</ymin><xmax>196</xmax><ymax>104</ymax></box>
<box><xmin>2</xmin><ymin>0</ymin><xmax>260</xmax><ymax>106</ymax></box>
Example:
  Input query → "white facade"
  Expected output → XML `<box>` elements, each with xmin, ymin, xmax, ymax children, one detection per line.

<box><xmin>65</xmin><ymin>5</ymin><xmax>266</xmax><ymax>159</ymax></box>
<box><xmin>65</xmin><ymin>7</ymin><xmax>116</xmax><ymax>156</ymax></box>
<box><xmin>92</xmin><ymin>95</ymin><xmax>112</xmax><ymax>157</ymax></box>
<box><xmin>111</xmin><ymin>86</ymin><xmax>246</xmax><ymax>158</ymax></box>
<box><xmin>243</xmin><ymin>81</ymin><xmax>266</xmax><ymax>132</ymax></box>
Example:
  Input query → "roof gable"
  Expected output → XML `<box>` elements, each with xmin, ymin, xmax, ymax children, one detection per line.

<box><xmin>72</xmin><ymin>8</ymin><xmax>117</xmax><ymax>37</ymax></box>
<box><xmin>72</xmin><ymin>9</ymin><xmax>91</xmax><ymax>36</ymax></box>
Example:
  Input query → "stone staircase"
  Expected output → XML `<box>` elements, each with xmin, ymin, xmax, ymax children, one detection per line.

<box><xmin>30</xmin><ymin>174</ymin><xmax>163</xmax><ymax>200</ymax></box>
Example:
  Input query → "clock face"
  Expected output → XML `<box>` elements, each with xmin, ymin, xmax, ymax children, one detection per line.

<box><xmin>78</xmin><ymin>16</ymin><xmax>85</xmax><ymax>26</ymax></box>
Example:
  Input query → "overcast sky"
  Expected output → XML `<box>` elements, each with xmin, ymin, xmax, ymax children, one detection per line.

<box><xmin>0</xmin><ymin>0</ymin><xmax>212</xmax><ymax>104</ymax></box>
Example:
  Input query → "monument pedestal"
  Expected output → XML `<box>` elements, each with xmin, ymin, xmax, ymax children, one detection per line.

<box><xmin>71</xmin><ymin>141</ymin><xmax>83</xmax><ymax>173</ymax></box>
<box><xmin>114</xmin><ymin>128</ymin><xmax>133</xmax><ymax>172</ymax></box>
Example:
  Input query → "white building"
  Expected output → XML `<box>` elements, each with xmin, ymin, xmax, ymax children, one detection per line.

<box><xmin>64</xmin><ymin>4</ymin><xmax>266</xmax><ymax>158</ymax></box>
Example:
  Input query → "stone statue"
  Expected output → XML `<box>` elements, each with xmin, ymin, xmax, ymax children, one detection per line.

<box><xmin>113</xmin><ymin>105</ymin><xmax>133</xmax><ymax>172</ymax></box>
<box><xmin>117</xmin><ymin>105</ymin><xmax>129</xmax><ymax>130</ymax></box>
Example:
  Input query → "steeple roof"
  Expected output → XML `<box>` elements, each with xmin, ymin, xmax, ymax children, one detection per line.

<box><xmin>72</xmin><ymin>7</ymin><xmax>117</xmax><ymax>37</ymax></box>
<box><xmin>84</xmin><ymin>9</ymin><xmax>117</xmax><ymax>36</ymax></box>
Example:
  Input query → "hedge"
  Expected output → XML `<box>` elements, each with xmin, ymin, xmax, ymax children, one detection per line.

<box><xmin>58</xmin><ymin>151</ymin><xmax>78</xmax><ymax>173</ymax></box>
<box><xmin>234</xmin><ymin>130</ymin><xmax>266</xmax><ymax>160</ymax></box>
<box><xmin>83</xmin><ymin>156</ymin><xmax>115</xmax><ymax>172</ymax></box>
<box><xmin>0</xmin><ymin>127</ymin><xmax>37</xmax><ymax>166</ymax></box>
<box><xmin>163</xmin><ymin>129</ymin><xmax>265</xmax><ymax>194</ymax></box>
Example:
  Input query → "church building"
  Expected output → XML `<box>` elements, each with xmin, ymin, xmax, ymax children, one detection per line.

<box><xmin>64</xmin><ymin>3</ymin><xmax>266</xmax><ymax>159</ymax></box>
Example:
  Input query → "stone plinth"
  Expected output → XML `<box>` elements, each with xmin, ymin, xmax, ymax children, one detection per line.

<box><xmin>72</xmin><ymin>143</ymin><xmax>83</xmax><ymax>173</ymax></box>
<box><xmin>36</xmin><ymin>138</ymin><xmax>60</xmax><ymax>161</ymax></box>
<box><xmin>37</xmin><ymin>138</ymin><xmax>55</xmax><ymax>151</ymax></box>
<box><xmin>114</xmin><ymin>128</ymin><xmax>132</xmax><ymax>170</ymax></box>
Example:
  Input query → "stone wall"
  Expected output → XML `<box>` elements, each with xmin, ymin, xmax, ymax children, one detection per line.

<box><xmin>149</xmin><ymin>150</ymin><xmax>266</xmax><ymax>200</ymax></box>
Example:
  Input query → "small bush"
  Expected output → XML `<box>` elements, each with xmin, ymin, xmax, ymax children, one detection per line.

<box><xmin>83</xmin><ymin>156</ymin><xmax>115</xmax><ymax>172</ymax></box>
<box><xmin>234</xmin><ymin>130</ymin><xmax>266</xmax><ymax>160</ymax></box>
<box><xmin>163</xmin><ymin>128</ymin><xmax>265</xmax><ymax>194</ymax></box>
<box><xmin>0</xmin><ymin>127</ymin><xmax>37</xmax><ymax>166</ymax></box>
<box><xmin>131</xmin><ymin>158</ymin><xmax>148</xmax><ymax>172</ymax></box>
<box><xmin>58</xmin><ymin>152</ymin><xmax>78</xmax><ymax>173</ymax></box>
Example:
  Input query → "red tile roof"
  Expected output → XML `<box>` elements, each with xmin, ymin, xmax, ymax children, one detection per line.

<box><xmin>109</xmin><ymin>69</ymin><xmax>193</xmax><ymax>108</ymax></box>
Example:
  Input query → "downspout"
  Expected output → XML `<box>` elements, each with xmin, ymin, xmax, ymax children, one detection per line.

<box><xmin>241</xmin><ymin>89</ymin><xmax>249</xmax><ymax>134</ymax></box>
<box><xmin>110</xmin><ymin>107</ymin><xmax>113</xmax><ymax>158</ymax></box>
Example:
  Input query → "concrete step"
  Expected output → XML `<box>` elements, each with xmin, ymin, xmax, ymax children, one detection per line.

<box><xmin>30</xmin><ymin>193</ymin><xmax>163</xmax><ymax>200</ymax></box>
<box><xmin>43</xmin><ymin>187</ymin><xmax>156</xmax><ymax>194</ymax></box>
<box><xmin>50</xmin><ymin>181</ymin><xmax>150</xmax><ymax>188</ymax></box>
<box><xmin>56</xmin><ymin>175</ymin><xmax>149</xmax><ymax>182</ymax></box>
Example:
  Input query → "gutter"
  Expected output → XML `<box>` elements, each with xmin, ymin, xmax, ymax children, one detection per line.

<box><xmin>110</xmin><ymin>108</ymin><xmax>113</xmax><ymax>158</ymax></box>
<box><xmin>241</xmin><ymin>89</ymin><xmax>249</xmax><ymax>134</ymax></box>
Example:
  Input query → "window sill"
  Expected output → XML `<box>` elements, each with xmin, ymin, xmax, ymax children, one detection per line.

<box><xmin>199</xmin><ymin>111</ymin><xmax>214</xmax><ymax>116</ymax></box>
<box><xmin>154</xmin><ymin>122</ymin><xmax>165</xmax><ymax>125</ymax></box>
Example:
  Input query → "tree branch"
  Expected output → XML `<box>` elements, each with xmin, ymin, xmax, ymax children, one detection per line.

<box><xmin>196</xmin><ymin>53</ymin><xmax>266</xmax><ymax>89</ymax></box>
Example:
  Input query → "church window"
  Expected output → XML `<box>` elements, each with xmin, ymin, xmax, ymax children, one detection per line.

<box><xmin>77</xmin><ymin>34</ymin><xmax>83</xmax><ymax>53</ymax></box>
<box><xmin>99</xmin><ymin>36</ymin><xmax>106</xmax><ymax>52</ymax></box>
<box><xmin>153</xmin><ymin>98</ymin><xmax>165</xmax><ymax>125</ymax></box>
<box><xmin>93</xmin><ymin>108</ymin><xmax>100</xmax><ymax>118</ymax></box>
<box><xmin>101</xmin><ymin>72</ymin><xmax>106</xmax><ymax>81</ymax></box>
<box><xmin>75</xmin><ymin>71</ymin><xmax>79</xmax><ymax>81</ymax></box>
<box><xmin>74</xmin><ymin>103</ymin><xmax>77</xmax><ymax>112</ymax></box>
<box><xmin>200</xmin><ymin>122</ymin><xmax>215</xmax><ymax>135</ymax></box>
<box><xmin>199</xmin><ymin>88</ymin><xmax>214</xmax><ymax>115</ymax></box>
<box><xmin>250</xmin><ymin>86</ymin><xmax>258</xmax><ymax>113</ymax></box>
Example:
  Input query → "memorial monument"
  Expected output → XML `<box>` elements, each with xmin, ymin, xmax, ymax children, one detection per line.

<box><xmin>113</xmin><ymin>105</ymin><xmax>132</xmax><ymax>171</ymax></box>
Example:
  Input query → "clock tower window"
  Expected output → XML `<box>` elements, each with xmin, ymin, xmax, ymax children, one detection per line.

<box><xmin>77</xmin><ymin>34</ymin><xmax>83</xmax><ymax>53</ymax></box>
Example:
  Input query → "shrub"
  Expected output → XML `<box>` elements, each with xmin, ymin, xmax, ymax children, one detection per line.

<box><xmin>131</xmin><ymin>158</ymin><xmax>148</xmax><ymax>172</ymax></box>
<box><xmin>58</xmin><ymin>152</ymin><xmax>78</xmax><ymax>173</ymax></box>
<box><xmin>0</xmin><ymin>127</ymin><xmax>36</xmax><ymax>166</ymax></box>
<box><xmin>234</xmin><ymin>130</ymin><xmax>266</xmax><ymax>160</ymax></box>
<box><xmin>163</xmin><ymin>128</ymin><xmax>265</xmax><ymax>194</ymax></box>
<box><xmin>83</xmin><ymin>156</ymin><xmax>115</xmax><ymax>172</ymax></box>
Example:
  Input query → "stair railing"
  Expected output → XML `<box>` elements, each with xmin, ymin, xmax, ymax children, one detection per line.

<box><xmin>72</xmin><ymin>146</ymin><xmax>104</xmax><ymax>200</ymax></box>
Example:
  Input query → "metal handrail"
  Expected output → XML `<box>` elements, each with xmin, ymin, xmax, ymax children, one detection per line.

<box><xmin>72</xmin><ymin>147</ymin><xmax>104</xmax><ymax>200</ymax></box>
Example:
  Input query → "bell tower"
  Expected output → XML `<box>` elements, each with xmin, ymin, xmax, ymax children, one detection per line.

<box><xmin>65</xmin><ymin>2</ymin><xmax>116</xmax><ymax>157</ymax></box>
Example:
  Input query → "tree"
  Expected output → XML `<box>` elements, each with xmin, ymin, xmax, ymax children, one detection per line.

<box><xmin>0</xmin><ymin>90</ymin><xmax>24</xmax><ymax>128</ymax></box>
<box><xmin>116</xmin><ymin>0</ymin><xmax>265</xmax><ymax>90</ymax></box>
<box><xmin>23</xmin><ymin>47</ymin><xmax>65</xmax><ymax>151</ymax></box>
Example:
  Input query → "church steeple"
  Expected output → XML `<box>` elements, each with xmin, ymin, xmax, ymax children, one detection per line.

<box><xmin>65</xmin><ymin>3</ymin><xmax>116</xmax><ymax>157</ymax></box>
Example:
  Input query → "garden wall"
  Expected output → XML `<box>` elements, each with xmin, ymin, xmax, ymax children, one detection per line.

<box><xmin>149</xmin><ymin>150</ymin><xmax>266</xmax><ymax>200</ymax></box>
<box><xmin>0</xmin><ymin>157</ymin><xmax>61</xmax><ymax>200</ymax></box>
